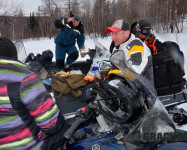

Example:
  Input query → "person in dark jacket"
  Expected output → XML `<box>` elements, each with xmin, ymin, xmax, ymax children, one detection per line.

<box><xmin>0</xmin><ymin>37</ymin><xmax>68</xmax><ymax>150</ymax></box>
<box><xmin>54</xmin><ymin>14</ymin><xmax>86</xmax><ymax>71</ymax></box>
<box><xmin>131</xmin><ymin>19</ymin><xmax>165</xmax><ymax>55</ymax></box>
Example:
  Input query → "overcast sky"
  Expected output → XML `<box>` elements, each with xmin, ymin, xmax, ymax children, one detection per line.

<box><xmin>16</xmin><ymin>0</ymin><xmax>43</xmax><ymax>15</ymax></box>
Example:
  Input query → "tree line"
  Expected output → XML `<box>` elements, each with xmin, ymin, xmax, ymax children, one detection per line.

<box><xmin>0</xmin><ymin>0</ymin><xmax>187</xmax><ymax>40</ymax></box>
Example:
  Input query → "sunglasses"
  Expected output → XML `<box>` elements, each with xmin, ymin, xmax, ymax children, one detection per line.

<box><xmin>141</xmin><ymin>28</ymin><xmax>153</xmax><ymax>35</ymax></box>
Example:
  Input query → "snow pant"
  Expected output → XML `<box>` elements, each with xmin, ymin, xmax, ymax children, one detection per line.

<box><xmin>55</xmin><ymin>44</ymin><xmax>79</xmax><ymax>71</ymax></box>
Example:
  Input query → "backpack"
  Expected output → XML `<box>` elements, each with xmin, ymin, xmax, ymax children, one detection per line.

<box><xmin>51</xmin><ymin>70</ymin><xmax>88</xmax><ymax>99</ymax></box>
<box><xmin>152</xmin><ymin>41</ymin><xmax>185</xmax><ymax>96</ymax></box>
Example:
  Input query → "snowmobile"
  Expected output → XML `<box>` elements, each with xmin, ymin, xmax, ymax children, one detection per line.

<box><xmin>15</xmin><ymin>40</ymin><xmax>187</xmax><ymax>125</ymax></box>
<box><xmin>15</xmin><ymin>40</ymin><xmax>111</xmax><ymax>118</ymax></box>
<box><xmin>62</xmin><ymin>50</ymin><xmax>187</xmax><ymax>150</ymax></box>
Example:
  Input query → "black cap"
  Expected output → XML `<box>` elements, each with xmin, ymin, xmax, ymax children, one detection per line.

<box><xmin>73</xmin><ymin>15</ymin><xmax>80</xmax><ymax>22</ymax></box>
<box><xmin>0</xmin><ymin>37</ymin><xmax>18</xmax><ymax>59</ymax></box>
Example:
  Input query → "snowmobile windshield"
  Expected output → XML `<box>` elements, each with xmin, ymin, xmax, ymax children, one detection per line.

<box><xmin>15</xmin><ymin>41</ymin><xmax>27</xmax><ymax>63</ymax></box>
<box><xmin>94</xmin><ymin>40</ymin><xmax>110</xmax><ymax>59</ymax></box>
<box><xmin>110</xmin><ymin>50</ymin><xmax>156</xmax><ymax>98</ymax></box>
<box><xmin>124</xmin><ymin>98</ymin><xmax>176</xmax><ymax>150</ymax></box>
<box><xmin>110</xmin><ymin>50</ymin><xmax>176</xmax><ymax>149</ymax></box>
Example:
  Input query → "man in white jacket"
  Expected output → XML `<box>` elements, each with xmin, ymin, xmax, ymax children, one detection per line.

<box><xmin>105</xmin><ymin>19</ymin><xmax>153</xmax><ymax>82</ymax></box>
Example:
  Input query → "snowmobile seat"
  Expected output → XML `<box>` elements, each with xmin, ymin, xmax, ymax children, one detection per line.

<box><xmin>54</xmin><ymin>83</ymin><xmax>93</xmax><ymax>118</ymax></box>
<box><xmin>159</xmin><ymin>89</ymin><xmax>187</xmax><ymax>109</ymax></box>
<box><xmin>152</xmin><ymin>41</ymin><xmax>185</xmax><ymax>96</ymax></box>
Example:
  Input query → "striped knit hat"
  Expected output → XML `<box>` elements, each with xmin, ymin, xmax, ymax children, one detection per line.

<box><xmin>0</xmin><ymin>37</ymin><xmax>18</xmax><ymax>59</ymax></box>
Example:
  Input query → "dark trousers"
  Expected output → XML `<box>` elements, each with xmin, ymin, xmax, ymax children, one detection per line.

<box><xmin>55</xmin><ymin>44</ymin><xmax>78</xmax><ymax>71</ymax></box>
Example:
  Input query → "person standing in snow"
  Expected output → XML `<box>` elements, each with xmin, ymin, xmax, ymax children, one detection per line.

<box><xmin>0</xmin><ymin>37</ymin><xmax>69</xmax><ymax>150</ymax></box>
<box><xmin>105</xmin><ymin>19</ymin><xmax>153</xmax><ymax>82</ymax></box>
<box><xmin>54</xmin><ymin>14</ymin><xmax>86</xmax><ymax>71</ymax></box>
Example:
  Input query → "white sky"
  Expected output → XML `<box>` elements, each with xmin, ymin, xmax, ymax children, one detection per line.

<box><xmin>15</xmin><ymin>0</ymin><xmax>43</xmax><ymax>15</ymax></box>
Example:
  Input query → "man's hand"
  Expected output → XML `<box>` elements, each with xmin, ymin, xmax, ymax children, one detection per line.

<box><xmin>80</xmin><ymin>49</ymin><xmax>87</xmax><ymax>58</ymax></box>
<box><xmin>67</xmin><ymin>17</ymin><xmax>75</xmax><ymax>23</ymax></box>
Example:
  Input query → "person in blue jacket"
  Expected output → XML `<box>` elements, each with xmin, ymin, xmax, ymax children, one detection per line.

<box><xmin>54</xmin><ymin>14</ymin><xmax>86</xmax><ymax>71</ymax></box>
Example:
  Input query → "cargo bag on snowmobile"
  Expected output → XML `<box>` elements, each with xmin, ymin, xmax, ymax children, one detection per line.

<box><xmin>51</xmin><ymin>70</ymin><xmax>88</xmax><ymax>99</ymax></box>
<box><xmin>152</xmin><ymin>41</ymin><xmax>185</xmax><ymax>96</ymax></box>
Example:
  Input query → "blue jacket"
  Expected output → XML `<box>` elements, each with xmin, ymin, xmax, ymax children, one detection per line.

<box><xmin>54</xmin><ymin>17</ymin><xmax>85</xmax><ymax>49</ymax></box>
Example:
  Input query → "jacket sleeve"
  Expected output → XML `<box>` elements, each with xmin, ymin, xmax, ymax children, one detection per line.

<box><xmin>77</xmin><ymin>25</ymin><xmax>85</xmax><ymax>49</ymax></box>
<box><xmin>125</xmin><ymin>39</ymin><xmax>151</xmax><ymax>75</ymax></box>
<box><xmin>154</xmin><ymin>39</ymin><xmax>165</xmax><ymax>53</ymax></box>
<box><xmin>54</xmin><ymin>17</ymin><xmax>68</xmax><ymax>29</ymax></box>
<box><xmin>20</xmin><ymin>73</ymin><xmax>65</xmax><ymax>135</ymax></box>
<box><xmin>145</xmin><ymin>34</ymin><xmax>165</xmax><ymax>54</ymax></box>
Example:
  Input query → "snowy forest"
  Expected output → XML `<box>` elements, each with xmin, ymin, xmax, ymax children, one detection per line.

<box><xmin>0</xmin><ymin>0</ymin><xmax>187</xmax><ymax>40</ymax></box>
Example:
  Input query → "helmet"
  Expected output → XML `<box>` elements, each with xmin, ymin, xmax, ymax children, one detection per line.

<box><xmin>131</xmin><ymin>19</ymin><xmax>153</xmax><ymax>39</ymax></box>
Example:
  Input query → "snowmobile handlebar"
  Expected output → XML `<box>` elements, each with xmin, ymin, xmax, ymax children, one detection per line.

<box><xmin>64</xmin><ymin>117</ymin><xmax>86</xmax><ymax>139</ymax></box>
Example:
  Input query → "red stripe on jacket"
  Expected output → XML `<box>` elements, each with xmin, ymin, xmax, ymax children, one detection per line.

<box><xmin>0</xmin><ymin>108</ymin><xmax>13</xmax><ymax>112</ymax></box>
<box><xmin>21</xmin><ymin>74</ymin><xmax>38</xmax><ymax>85</ymax></box>
<box><xmin>40</xmin><ymin>118</ymin><xmax>57</xmax><ymax>129</ymax></box>
<box><xmin>29</xmin><ymin>98</ymin><xmax>54</xmax><ymax>117</ymax></box>
<box><xmin>0</xmin><ymin>85</ymin><xmax>8</xmax><ymax>96</ymax></box>
<box><xmin>0</xmin><ymin>128</ymin><xmax>32</xmax><ymax>145</ymax></box>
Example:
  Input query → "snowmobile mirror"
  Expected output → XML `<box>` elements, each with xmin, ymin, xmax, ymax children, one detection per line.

<box><xmin>38</xmin><ymin>67</ymin><xmax>48</xmax><ymax>80</ymax></box>
<box><xmin>25</xmin><ymin>53</ymin><xmax>35</xmax><ymax>63</ymax></box>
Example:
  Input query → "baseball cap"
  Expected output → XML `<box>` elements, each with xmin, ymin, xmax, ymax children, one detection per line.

<box><xmin>105</xmin><ymin>19</ymin><xmax>130</xmax><ymax>33</ymax></box>
<box><xmin>73</xmin><ymin>15</ymin><xmax>80</xmax><ymax>22</ymax></box>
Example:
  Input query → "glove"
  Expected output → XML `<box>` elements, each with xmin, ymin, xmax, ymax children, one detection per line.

<box><xmin>67</xmin><ymin>17</ymin><xmax>75</xmax><ymax>23</ymax></box>
<box><xmin>110</xmin><ymin>41</ymin><xmax>115</xmax><ymax>54</ymax></box>
<box><xmin>85</xmin><ymin>88</ymin><xmax>98</xmax><ymax>102</ymax></box>
<box><xmin>80</xmin><ymin>49</ymin><xmax>86</xmax><ymax>58</ymax></box>
<box><xmin>146</xmin><ymin>34</ymin><xmax>156</xmax><ymax>45</ymax></box>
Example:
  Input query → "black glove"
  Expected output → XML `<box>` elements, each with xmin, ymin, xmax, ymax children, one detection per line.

<box><xmin>110</xmin><ymin>41</ymin><xmax>115</xmax><ymax>54</ymax></box>
<box><xmin>85</xmin><ymin>88</ymin><xmax>98</xmax><ymax>102</ymax></box>
<box><xmin>88</xmin><ymin>49</ymin><xmax>96</xmax><ymax>59</ymax></box>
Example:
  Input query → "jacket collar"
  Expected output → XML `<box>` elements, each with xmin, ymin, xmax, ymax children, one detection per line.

<box><xmin>0</xmin><ymin>57</ymin><xmax>27</xmax><ymax>68</ymax></box>
<box><xmin>119</xmin><ymin>33</ymin><xmax>135</xmax><ymax>50</ymax></box>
